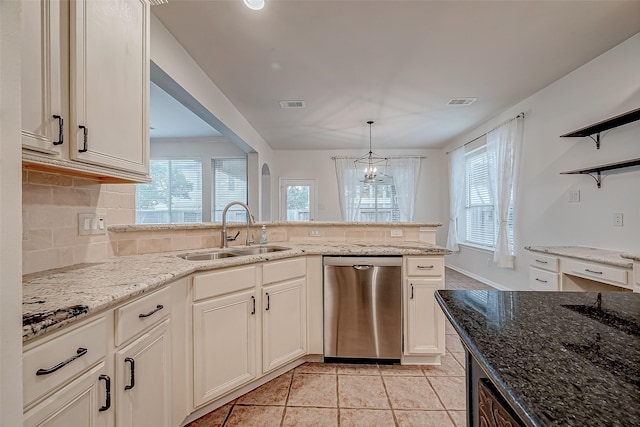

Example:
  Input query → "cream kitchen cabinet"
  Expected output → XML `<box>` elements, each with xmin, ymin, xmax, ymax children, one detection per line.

<box><xmin>262</xmin><ymin>258</ymin><xmax>307</xmax><ymax>373</ymax></box>
<box><xmin>23</xmin><ymin>315</ymin><xmax>113</xmax><ymax>427</ymax></box>
<box><xmin>192</xmin><ymin>266</ymin><xmax>258</xmax><ymax>407</ymax></box>
<box><xmin>21</xmin><ymin>0</ymin><xmax>66</xmax><ymax>156</ymax></box>
<box><xmin>403</xmin><ymin>256</ymin><xmax>446</xmax><ymax>363</ymax></box>
<box><xmin>115</xmin><ymin>319</ymin><xmax>172</xmax><ymax>427</ymax></box>
<box><xmin>21</xmin><ymin>0</ymin><xmax>150</xmax><ymax>183</ymax></box>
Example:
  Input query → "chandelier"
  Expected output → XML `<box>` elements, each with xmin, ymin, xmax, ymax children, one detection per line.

<box><xmin>354</xmin><ymin>121</ymin><xmax>388</xmax><ymax>183</ymax></box>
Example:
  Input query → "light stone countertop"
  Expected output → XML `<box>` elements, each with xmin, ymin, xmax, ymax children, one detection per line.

<box><xmin>108</xmin><ymin>221</ymin><xmax>443</xmax><ymax>233</ymax></box>
<box><xmin>23</xmin><ymin>241</ymin><xmax>450</xmax><ymax>342</ymax></box>
<box><xmin>621</xmin><ymin>253</ymin><xmax>640</xmax><ymax>262</ymax></box>
<box><xmin>525</xmin><ymin>246</ymin><xmax>633</xmax><ymax>268</ymax></box>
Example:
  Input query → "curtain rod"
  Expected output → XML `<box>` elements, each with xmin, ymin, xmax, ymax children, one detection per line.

<box><xmin>445</xmin><ymin>112</ymin><xmax>524</xmax><ymax>155</ymax></box>
<box><xmin>330</xmin><ymin>155</ymin><xmax>426</xmax><ymax>160</ymax></box>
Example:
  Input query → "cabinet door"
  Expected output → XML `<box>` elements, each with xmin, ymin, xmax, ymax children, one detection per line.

<box><xmin>69</xmin><ymin>0</ymin><xmax>149</xmax><ymax>175</ymax></box>
<box><xmin>193</xmin><ymin>290</ymin><xmax>257</xmax><ymax>407</ymax></box>
<box><xmin>405</xmin><ymin>278</ymin><xmax>445</xmax><ymax>355</ymax></box>
<box><xmin>21</xmin><ymin>0</ymin><xmax>66</xmax><ymax>155</ymax></box>
<box><xmin>116</xmin><ymin>319</ymin><xmax>172</xmax><ymax>427</ymax></box>
<box><xmin>263</xmin><ymin>278</ymin><xmax>307</xmax><ymax>373</ymax></box>
<box><xmin>23</xmin><ymin>363</ymin><xmax>111</xmax><ymax>427</ymax></box>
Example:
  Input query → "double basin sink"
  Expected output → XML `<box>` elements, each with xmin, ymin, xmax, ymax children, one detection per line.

<box><xmin>178</xmin><ymin>245</ymin><xmax>291</xmax><ymax>261</ymax></box>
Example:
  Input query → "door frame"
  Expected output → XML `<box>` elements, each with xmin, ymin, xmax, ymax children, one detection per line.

<box><xmin>279</xmin><ymin>178</ymin><xmax>316</xmax><ymax>222</ymax></box>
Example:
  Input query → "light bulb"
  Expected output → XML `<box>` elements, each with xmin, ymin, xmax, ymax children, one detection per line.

<box><xmin>243</xmin><ymin>0</ymin><xmax>264</xmax><ymax>10</ymax></box>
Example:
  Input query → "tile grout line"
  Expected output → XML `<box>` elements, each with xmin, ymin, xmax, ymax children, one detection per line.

<box><xmin>279</xmin><ymin>371</ymin><xmax>295</xmax><ymax>427</ymax></box>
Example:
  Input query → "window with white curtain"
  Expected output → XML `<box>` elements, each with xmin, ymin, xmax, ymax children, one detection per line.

<box><xmin>464</xmin><ymin>147</ymin><xmax>513</xmax><ymax>249</ymax></box>
<box><xmin>136</xmin><ymin>159</ymin><xmax>203</xmax><ymax>224</ymax></box>
<box><xmin>212</xmin><ymin>157</ymin><xmax>247</xmax><ymax>221</ymax></box>
<box><xmin>334</xmin><ymin>157</ymin><xmax>421</xmax><ymax>222</ymax></box>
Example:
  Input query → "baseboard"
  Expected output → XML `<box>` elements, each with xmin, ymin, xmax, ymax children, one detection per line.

<box><xmin>445</xmin><ymin>264</ymin><xmax>511</xmax><ymax>291</ymax></box>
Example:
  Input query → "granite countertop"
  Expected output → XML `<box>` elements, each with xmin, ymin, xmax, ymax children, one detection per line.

<box><xmin>622</xmin><ymin>253</ymin><xmax>640</xmax><ymax>262</ymax></box>
<box><xmin>108</xmin><ymin>221</ymin><xmax>443</xmax><ymax>233</ymax></box>
<box><xmin>436</xmin><ymin>290</ymin><xmax>640</xmax><ymax>426</ymax></box>
<box><xmin>525</xmin><ymin>245</ymin><xmax>633</xmax><ymax>269</ymax></box>
<box><xmin>23</xmin><ymin>241</ymin><xmax>450</xmax><ymax>342</ymax></box>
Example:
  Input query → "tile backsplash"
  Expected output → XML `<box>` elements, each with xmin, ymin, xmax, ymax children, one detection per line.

<box><xmin>22</xmin><ymin>168</ymin><xmax>136</xmax><ymax>274</ymax></box>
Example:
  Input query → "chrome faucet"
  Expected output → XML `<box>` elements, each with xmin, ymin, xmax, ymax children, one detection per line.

<box><xmin>221</xmin><ymin>201</ymin><xmax>255</xmax><ymax>248</ymax></box>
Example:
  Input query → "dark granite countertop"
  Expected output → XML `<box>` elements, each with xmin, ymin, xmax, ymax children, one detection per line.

<box><xmin>436</xmin><ymin>290</ymin><xmax>640</xmax><ymax>427</ymax></box>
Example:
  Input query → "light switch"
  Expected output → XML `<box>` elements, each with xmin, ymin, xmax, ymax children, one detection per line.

<box><xmin>568</xmin><ymin>190</ymin><xmax>580</xmax><ymax>203</ymax></box>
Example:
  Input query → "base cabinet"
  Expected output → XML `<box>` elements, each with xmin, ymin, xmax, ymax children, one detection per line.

<box><xmin>405</xmin><ymin>279</ymin><xmax>445</xmax><ymax>355</ymax></box>
<box><xmin>115</xmin><ymin>319</ymin><xmax>172</xmax><ymax>427</ymax></box>
<box><xmin>262</xmin><ymin>278</ymin><xmax>307</xmax><ymax>373</ymax></box>
<box><xmin>23</xmin><ymin>363</ymin><xmax>110</xmax><ymax>427</ymax></box>
<box><xmin>192</xmin><ymin>289</ymin><xmax>257</xmax><ymax>407</ymax></box>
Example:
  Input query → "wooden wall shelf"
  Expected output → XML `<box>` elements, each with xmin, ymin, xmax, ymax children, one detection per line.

<box><xmin>560</xmin><ymin>157</ymin><xmax>640</xmax><ymax>188</ymax></box>
<box><xmin>560</xmin><ymin>107</ymin><xmax>640</xmax><ymax>149</ymax></box>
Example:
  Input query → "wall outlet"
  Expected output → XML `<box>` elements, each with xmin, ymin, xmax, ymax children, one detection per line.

<box><xmin>78</xmin><ymin>212</ymin><xmax>107</xmax><ymax>236</ymax></box>
<box><xmin>308</xmin><ymin>230</ymin><xmax>321</xmax><ymax>237</ymax></box>
<box><xmin>614</xmin><ymin>213</ymin><xmax>623</xmax><ymax>227</ymax></box>
<box><xmin>568</xmin><ymin>190</ymin><xmax>580</xmax><ymax>203</ymax></box>
<box><xmin>390</xmin><ymin>229</ymin><xmax>403</xmax><ymax>237</ymax></box>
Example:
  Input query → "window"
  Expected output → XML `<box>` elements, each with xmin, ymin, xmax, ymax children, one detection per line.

<box><xmin>136</xmin><ymin>159</ymin><xmax>203</xmax><ymax>224</ymax></box>
<box><xmin>464</xmin><ymin>147</ymin><xmax>513</xmax><ymax>249</ymax></box>
<box><xmin>212</xmin><ymin>158</ymin><xmax>247</xmax><ymax>222</ymax></box>
<box><xmin>280</xmin><ymin>179</ymin><xmax>316</xmax><ymax>221</ymax></box>
<box><xmin>356</xmin><ymin>178</ymin><xmax>399</xmax><ymax>222</ymax></box>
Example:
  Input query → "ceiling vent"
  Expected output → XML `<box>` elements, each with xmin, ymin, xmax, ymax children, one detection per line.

<box><xmin>279</xmin><ymin>100</ymin><xmax>306</xmax><ymax>109</ymax></box>
<box><xmin>149</xmin><ymin>0</ymin><xmax>168</xmax><ymax>5</ymax></box>
<box><xmin>447</xmin><ymin>97</ymin><xmax>477</xmax><ymax>106</ymax></box>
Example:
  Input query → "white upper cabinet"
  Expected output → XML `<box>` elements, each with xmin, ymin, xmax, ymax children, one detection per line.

<box><xmin>21</xmin><ymin>0</ymin><xmax>150</xmax><ymax>182</ymax></box>
<box><xmin>69</xmin><ymin>0</ymin><xmax>149</xmax><ymax>175</ymax></box>
<box><xmin>21</xmin><ymin>0</ymin><xmax>66</xmax><ymax>155</ymax></box>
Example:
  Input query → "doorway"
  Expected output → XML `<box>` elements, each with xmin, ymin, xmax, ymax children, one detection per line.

<box><xmin>279</xmin><ymin>179</ymin><xmax>316</xmax><ymax>222</ymax></box>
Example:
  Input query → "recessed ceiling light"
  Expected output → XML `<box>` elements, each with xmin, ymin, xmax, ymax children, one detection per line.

<box><xmin>447</xmin><ymin>97</ymin><xmax>478</xmax><ymax>106</ymax></box>
<box><xmin>279</xmin><ymin>100</ymin><xmax>305</xmax><ymax>109</ymax></box>
<box><xmin>244</xmin><ymin>0</ymin><xmax>265</xmax><ymax>11</ymax></box>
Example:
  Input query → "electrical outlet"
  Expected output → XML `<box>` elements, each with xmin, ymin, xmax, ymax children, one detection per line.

<box><xmin>390</xmin><ymin>229</ymin><xmax>403</xmax><ymax>237</ymax></box>
<box><xmin>614</xmin><ymin>213</ymin><xmax>623</xmax><ymax>227</ymax></box>
<box><xmin>308</xmin><ymin>230</ymin><xmax>321</xmax><ymax>237</ymax></box>
<box><xmin>78</xmin><ymin>212</ymin><xmax>107</xmax><ymax>235</ymax></box>
<box><xmin>568</xmin><ymin>190</ymin><xmax>580</xmax><ymax>203</ymax></box>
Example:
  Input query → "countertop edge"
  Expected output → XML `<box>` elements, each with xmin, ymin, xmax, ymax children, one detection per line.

<box><xmin>525</xmin><ymin>245</ymin><xmax>633</xmax><ymax>268</ymax></box>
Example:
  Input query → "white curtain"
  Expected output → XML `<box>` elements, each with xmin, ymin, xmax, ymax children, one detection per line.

<box><xmin>446</xmin><ymin>147</ymin><xmax>465</xmax><ymax>251</ymax></box>
<box><xmin>334</xmin><ymin>158</ymin><xmax>362</xmax><ymax>221</ymax></box>
<box><xmin>388</xmin><ymin>158</ymin><xmax>421</xmax><ymax>222</ymax></box>
<box><xmin>486</xmin><ymin>115</ymin><xmax>523</xmax><ymax>268</ymax></box>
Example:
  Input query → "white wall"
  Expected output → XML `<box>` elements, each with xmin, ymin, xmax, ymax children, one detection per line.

<box><xmin>443</xmin><ymin>33</ymin><xmax>640</xmax><ymax>290</ymax></box>
<box><xmin>150</xmin><ymin>13</ymin><xmax>274</xmax><ymax>222</ymax></box>
<box><xmin>0</xmin><ymin>0</ymin><xmax>24</xmax><ymax>423</ymax></box>
<box><xmin>272</xmin><ymin>148</ymin><xmax>448</xmax><ymax>242</ymax></box>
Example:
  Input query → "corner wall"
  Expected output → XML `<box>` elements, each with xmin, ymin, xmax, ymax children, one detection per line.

<box><xmin>443</xmin><ymin>33</ymin><xmax>640</xmax><ymax>290</ymax></box>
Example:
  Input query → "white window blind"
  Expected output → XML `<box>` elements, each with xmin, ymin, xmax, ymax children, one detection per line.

<box><xmin>136</xmin><ymin>159</ymin><xmax>203</xmax><ymax>224</ymax></box>
<box><xmin>212</xmin><ymin>158</ymin><xmax>247</xmax><ymax>222</ymax></box>
<box><xmin>464</xmin><ymin>147</ymin><xmax>513</xmax><ymax>250</ymax></box>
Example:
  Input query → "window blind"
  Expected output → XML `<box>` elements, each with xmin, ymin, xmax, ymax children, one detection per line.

<box><xmin>136</xmin><ymin>159</ymin><xmax>203</xmax><ymax>224</ymax></box>
<box><xmin>465</xmin><ymin>147</ymin><xmax>495</xmax><ymax>248</ymax></box>
<box><xmin>212</xmin><ymin>158</ymin><xmax>247</xmax><ymax>222</ymax></box>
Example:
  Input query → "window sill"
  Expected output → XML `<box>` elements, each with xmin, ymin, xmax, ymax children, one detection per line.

<box><xmin>458</xmin><ymin>243</ymin><xmax>495</xmax><ymax>255</ymax></box>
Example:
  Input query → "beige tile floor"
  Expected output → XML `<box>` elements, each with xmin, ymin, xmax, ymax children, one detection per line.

<box><xmin>187</xmin><ymin>268</ymin><xmax>489</xmax><ymax>427</ymax></box>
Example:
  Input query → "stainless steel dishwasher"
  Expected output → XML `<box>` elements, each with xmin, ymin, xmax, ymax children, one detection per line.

<box><xmin>323</xmin><ymin>256</ymin><xmax>402</xmax><ymax>362</ymax></box>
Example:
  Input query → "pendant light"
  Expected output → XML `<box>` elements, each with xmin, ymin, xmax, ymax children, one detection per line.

<box><xmin>354</xmin><ymin>121</ymin><xmax>388</xmax><ymax>183</ymax></box>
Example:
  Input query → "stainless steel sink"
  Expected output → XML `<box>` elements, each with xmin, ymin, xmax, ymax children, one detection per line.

<box><xmin>178</xmin><ymin>251</ymin><xmax>239</xmax><ymax>261</ymax></box>
<box><xmin>229</xmin><ymin>246</ymin><xmax>291</xmax><ymax>256</ymax></box>
<box><xmin>178</xmin><ymin>246</ymin><xmax>291</xmax><ymax>261</ymax></box>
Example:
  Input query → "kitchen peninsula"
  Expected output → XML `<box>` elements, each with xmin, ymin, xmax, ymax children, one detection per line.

<box><xmin>436</xmin><ymin>290</ymin><xmax>640</xmax><ymax>426</ymax></box>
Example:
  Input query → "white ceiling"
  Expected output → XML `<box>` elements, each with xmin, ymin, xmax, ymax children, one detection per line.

<box><xmin>149</xmin><ymin>81</ymin><xmax>222</xmax><ymax>138</ymax></box>
<box><xmin>153</xmin><ymin>1</ymin><xmax>640</xmax><ymax>150</ymax></box>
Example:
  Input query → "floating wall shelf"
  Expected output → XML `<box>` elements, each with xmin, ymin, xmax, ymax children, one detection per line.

<box><xmin>560</xmin><ymin>157</ymin><xmax>640</xmax><ymax>188</ymax></box>
<box><xmin>560</xmin><ymin>107</ymin><xmax>640</xmax><ymax>149</ymax></box>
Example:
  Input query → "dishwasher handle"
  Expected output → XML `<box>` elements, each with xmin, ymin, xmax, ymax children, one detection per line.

<box><xmin>353</xmin><ymin>265</ymin><xmax>374</xmax><ymax>270</ymax></box>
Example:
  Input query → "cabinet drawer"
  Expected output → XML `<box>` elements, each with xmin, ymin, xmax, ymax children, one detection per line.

<box><xmin>528</xmin><ymin>253</ymin><xmax>559</xmax><ymax>273</ymax></box>
<box><xmin>529</xmin><ymin>267</ymin><xmax>559</xmax><ymax>291</ymax></box>
<box><xmin>563</xmin><ymin>259</ymin><xmax>630</xmax><ymax>288</ymax></box>
<box><xmin>115</xmin><ymin>286</ymin><xmax>172</xmax><ymax>346</ymax></box>
<box><xmin>263</xmin><ymin>257</ymin><xmax>306</xmax><ymax>285</ymax></box>
<box><xmin>193</xmin><ymin>265</ymin><xmax>256</xmax><ymax>301</ymax></box>
<box><xmin>405</xmin><ymin>257</ymin><xmax>444</xmax><ymax>277</ymax></box>
<box><xmin>23</xmin><ymin>317</ymin><xmax>107</xmax><ymax>407</ymax></box>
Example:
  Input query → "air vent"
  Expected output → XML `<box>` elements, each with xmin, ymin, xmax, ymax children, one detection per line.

<box><xmin>447</xmin><ymin>97</ymin><xmax>477</xmax><ymax>106</ymax></box>
<box><xmin>149</xmin><ymin>0</ymin><xmax>168</xmax><ymax>5</ymax></box>
<box><xmin>279</xmin><ymin>100</ymin><xmax>306</xmax><ymax>109</ymax></box>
